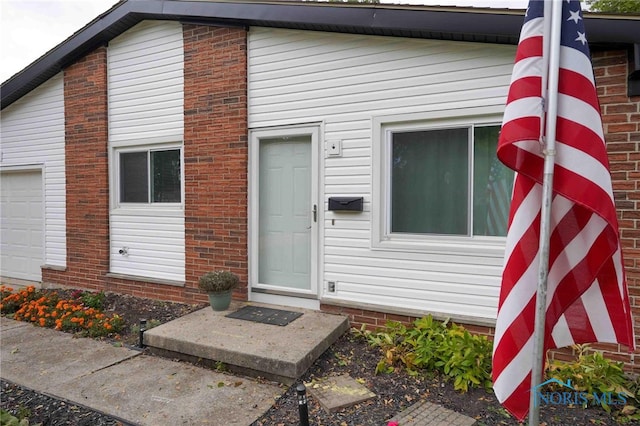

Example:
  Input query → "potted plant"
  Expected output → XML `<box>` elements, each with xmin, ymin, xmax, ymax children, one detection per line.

<box><xmin>198</xmin><ymin>270</ymin><xmax>239</xmax><ymax>311</ymax></box>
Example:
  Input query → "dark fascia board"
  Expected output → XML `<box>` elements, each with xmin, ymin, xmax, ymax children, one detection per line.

<box><xmin>2</xmin><ymin>0</ymin><xmax>639</xmax><ymax>109</ymax></box>
<box><xmin>169</xmin><ymin>1</ymin><xmax>527</xmax><ymax>41</ymax></box>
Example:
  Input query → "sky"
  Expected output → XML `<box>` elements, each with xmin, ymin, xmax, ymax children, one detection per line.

<box><xmin>0</xmin><ymin>0</ymin><xmax>530</xmax><ymax>83</ymax></box>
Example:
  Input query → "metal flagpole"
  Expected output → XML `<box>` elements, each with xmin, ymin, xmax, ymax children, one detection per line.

<box><xmin>528</xmin><ymin>1</ymin><xmax>563</xmax><ymax>425</ymax></box>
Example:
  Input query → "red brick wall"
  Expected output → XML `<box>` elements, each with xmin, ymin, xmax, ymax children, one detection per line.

<box><xmin>320</xmin><ymin>303</ymin><xmax>495</xmax><ymax>336</ymax></box>
<box><xmin>183</xmin><ymin>25</ymin><xmax>249</xmax><ymax>300</ymax></box>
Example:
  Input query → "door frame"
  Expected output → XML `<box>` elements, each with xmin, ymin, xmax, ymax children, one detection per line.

<box><xmin>248</xmin><ymin>124</ymin><xmax>321</xmax><ymax>309</ymax></box>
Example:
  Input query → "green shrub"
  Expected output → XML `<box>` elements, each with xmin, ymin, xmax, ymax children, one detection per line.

<box><xmin>546</xmin><ymin>344</ymin><xmax>636</xmax><ymax>413</ymax></box>
<box><xmin>80</xmin><ymin>291</ymin><xmax>106</xmax><ymax>310</ymax></box>
<box><xmin>354</xmin><ymin>315</ymin><xmax>492</xmax><ymax>392</ymax></box>
<box><xmin>198</xmin><ymin>271</ymin><xmax>239</xmax><ymax>293</ymax></box>
<box><xmin>356</xmin><ymin>318</ymin><xmax>640</xmax><ymax>420</ymax></box>
<box><xmin>0</xmin><ymin>409</ymin><xmax>31</xmax><ymax>426</ymax></box>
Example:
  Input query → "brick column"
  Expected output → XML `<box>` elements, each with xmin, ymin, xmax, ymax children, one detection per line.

<box><xmin>183</xmin><ymin>25</ymin><xmax>249</xmax><ymax>300</ymax></box>
<box><xmin>42</xmin><ymin>47</ymin><xmax>110</xmax><ymax>290</ymax></box>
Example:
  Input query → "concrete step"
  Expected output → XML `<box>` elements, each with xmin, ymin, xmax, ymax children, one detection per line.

<box><xmin>143</xmin><ymin>302</ymin><xmax>349</xmax><ymax>384</ymax></box>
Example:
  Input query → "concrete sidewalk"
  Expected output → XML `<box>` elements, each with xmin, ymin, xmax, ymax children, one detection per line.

<box><xmin>0</xmin><ymin>317</ymin><xmax>283</xmax><ymax>425</ymax></box>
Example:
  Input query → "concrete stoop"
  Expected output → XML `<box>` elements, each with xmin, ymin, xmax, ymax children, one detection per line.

<box><xmin>143</xmin><ymin>302</ymin><xmax>350</xmax><ymax>385</ymax></box>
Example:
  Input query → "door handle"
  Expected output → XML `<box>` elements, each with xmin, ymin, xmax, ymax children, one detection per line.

<box><xmin>313</xmin><ymin>204</ymin><xmax>317</xmax><ymax>222</ymax></box>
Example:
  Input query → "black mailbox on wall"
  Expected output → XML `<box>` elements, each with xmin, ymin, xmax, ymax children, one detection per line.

<box><xmin>328</xmin><ymin>197</ymin><xmax>364</xmax><ymax>212</ymax></box>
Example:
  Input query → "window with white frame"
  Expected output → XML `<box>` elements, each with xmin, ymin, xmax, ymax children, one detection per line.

<box><xmin>382</xmin><ymin>123</ymin><xmax>514</xmax><ymax>239</ymax></box>
<box><xmin>118</xmin><ymin>147</ymin><xmax>182</xmax><ymax>204</ymax></box>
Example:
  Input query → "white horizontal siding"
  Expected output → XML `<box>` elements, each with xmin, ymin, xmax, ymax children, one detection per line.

<box><xmin>0</xmin><ymin>73</ymin><xmax>66</xmax><ymax>269</ymax></box>
<box><xmin>249</xmin><ymin>28</ymin><xmax>516</xmax><ymax>321</ymax></box>
<box><xmin>249</xmin><ymin>29</ymin><xmax>514</xmax><ymax>127</ymax></box>
<box><xmin>110</xmin><ymin>214</ymin><xmax>185</xmax><ymax>282</ymax></box>
<box><xmin>108</xmin><ymin>20</ymin><xmax>184</xmax><ymax>142</ymax></box>
<box><xmin>108</xmin><ymin>20</ymin><xmax>185</xmax><ymax>283</ymax></box>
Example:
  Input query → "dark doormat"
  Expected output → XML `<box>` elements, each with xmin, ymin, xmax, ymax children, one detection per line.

<box><xmin>226</xmin><ymin>306</ymin><xmax>303</xmax><ymax>326</ymax></box>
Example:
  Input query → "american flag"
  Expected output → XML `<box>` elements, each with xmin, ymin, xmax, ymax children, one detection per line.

<box><xmin>492</xmin><ymin>0</ymin><xmax>635</xmax><ymax>421</ymax></box>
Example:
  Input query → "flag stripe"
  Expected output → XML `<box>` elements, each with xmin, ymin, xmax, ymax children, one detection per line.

<box><xmin>493</xmin><ymin>293</ymin><xmax>537</xmax><ymax>379</ymax></box>
<box><xmin>515</xmin><ymin>36</ymin><xmax>543</xmax><ymax>63</ymax></box>
<box><xmin>503</xmin><ymin>372</ymin><xmax>533</xmax><ymax>419</ymax></box>
<box><xmin>581</xmin><ymin>279</ymin><xmax>618</xmax><ymax>341</ymax></box>
<box><xmin>498</xmin><ymin>183</ymin><xmax>541</xmax><ymax>312</ymax></box>
<box><xmin>551</xmin><ymin>313</ymin><xmax>574</xmax><ymax>347</ymax></box>
<box><xmin>558</xmin><ymin>67</ymin><xmax>600</xmax><ymax>114</ymax></box>
<box><xmin>557</xmin><ymin>97</ymin><xmax>606</xmax><ymax>153</ymax></box>
<box><xmin>493</xmin><ymin>334</ymin><xmax>534</xmax><ymax>402</ymax></box>
<box><xmin>556</xmin><ymin>116</ymin><xmax>607</xmax><ymax>164</ymax></box>
<box><xmin>505</xmin><ymin>76</ymin><xmax>542</xmax><ymax>105</ymax></box>
<box><xmin>598</xmin><ymin>254</ymin><xmax>634</xmax><ymax>343</ymax></box>
<box><xmin>563</xmin><ymin>299</ymin><xmax>598</xmax><ymax>343</ymax></box>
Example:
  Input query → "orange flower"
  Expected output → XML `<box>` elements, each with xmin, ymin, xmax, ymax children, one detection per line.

<box><xmin>4</xmin><ymin>289</ymin><xmax>123</xmax><ymax>337</ymax></box>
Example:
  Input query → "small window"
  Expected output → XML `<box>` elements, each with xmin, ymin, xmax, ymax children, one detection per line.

<box><xmin>387</xmin><ymin>124</ymin><xmax>513</xmax><ymax>237</ymax></box>
<box><xmin>119</xmin><ymin>148</ymin><xmax>181</xmax><ymax>204</ymax></box>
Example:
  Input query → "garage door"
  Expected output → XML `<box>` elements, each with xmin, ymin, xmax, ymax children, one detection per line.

<box><xmin>1</xmin><ymin>170</ymin><xmax>43</xmax><ymax>281</ymax></box>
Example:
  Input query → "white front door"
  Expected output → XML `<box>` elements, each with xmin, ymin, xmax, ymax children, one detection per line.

<box><xmin>250</xmin><ymin>126</ymin><xmax>319</xmax><ymax>307</ymax></box>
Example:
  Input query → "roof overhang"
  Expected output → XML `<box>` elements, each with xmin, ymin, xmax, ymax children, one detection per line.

<box><xmin>2</xmin><ymin>0</ymin><xmax>639</xmax><ymax>109</ymax></box>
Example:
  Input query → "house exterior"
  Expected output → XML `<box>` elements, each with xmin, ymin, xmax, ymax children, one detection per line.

<box><xmin>1</xmin><ymin>0</ymin><xmax>639</xmax><ymax>369</ymax></box>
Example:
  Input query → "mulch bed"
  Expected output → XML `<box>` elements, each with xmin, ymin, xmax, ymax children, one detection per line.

<box><xmin>252</xmin><ymin>333</ymin><xmax>619</xmax><ymax>426</ymax></box>
<box><xmin>1</xmin><ymin>380</ymin><xmax>126</xmax><ymax>426</ymax></box>
<box><xmin>0</xmin><ymin>289</ymin><xmax>623</xmax><ymax>425</ymax></box>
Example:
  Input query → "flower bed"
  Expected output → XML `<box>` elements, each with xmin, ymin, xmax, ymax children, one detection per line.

<box><xmin>0</xmin><ymin>286</ymin><xmax>123</xmax><ymax>338</ymax></box>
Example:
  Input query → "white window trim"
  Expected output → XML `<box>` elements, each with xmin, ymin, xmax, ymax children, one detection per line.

<box><xmin>372</xmin><ymin>107</ymin><xmax>509</xmax><ymax>256</ymax></box>
<box><xmin>111</xmin><ymin>142</ymin><xmax>184</xmax><ymax>215</ymax></box>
